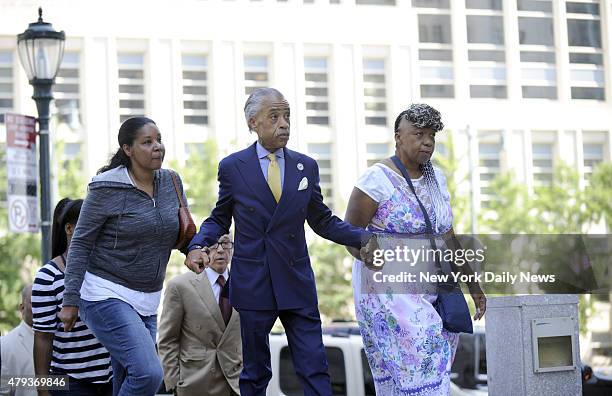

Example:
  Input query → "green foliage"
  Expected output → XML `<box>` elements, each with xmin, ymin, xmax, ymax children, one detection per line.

<box><xmin>54</xmin><ymin>140</ymin><xmax>87</xmax><ymax>199</ymax></box>
<box><xmin>475</xmin><ymin>163</ymin><xmax>612</xmax><ymax>333</ymax></box>
<box><xmin>0</xmin><ymin>140</ymin><xmax>87</xmax><ymax>333</ymax></box>
<box><xmin>309</xmin><ymin>238</ymin><xmax>355</xmax><ymax>322</ymax></box>
<box><xmin>0</xmin><ymin>144</ymin><xmax>41</xmax><ymax>334</ymax></box>
<box><xmin>586</xmin><ymin>162</ymin><xmax>612</xmax><ymax>230</ymax></box>
<box><xmin>434</xmin><ymin>134</ymin><xmax>471</xmax><ymax>233</ymax></box>
<box><xmin>478</xmin><ymin>163</ymin><xmax>607</xmax><ymax>234</ymax></box>
<box><xmin>165</xmin><ymin>141</ymin><xmax>219</xmax><ymax>277</ymax></box>
<box><xmin>531</xmin><ymin>164</ymin><xmax>590</xmax><ymax>233</ymax></box>
<box><xmin>168</xmin><ymin>141</ymin><xmax>218</xmax><ymax>221</ymax></box>
<box><xmin>479</xmin><ymin>173</ymin><xmax>534</xmax><ymax>233</ymax></box>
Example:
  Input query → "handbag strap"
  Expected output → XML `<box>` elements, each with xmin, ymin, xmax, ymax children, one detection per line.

<box><xmin>170</xmin><ymin>171</ymin><xmax>186</xmax><ymax>209</ymax></box>
<box><xmin>390</xmin><ymin>156</ymin><xmax>444</xmax><ymax>276</ymax></box>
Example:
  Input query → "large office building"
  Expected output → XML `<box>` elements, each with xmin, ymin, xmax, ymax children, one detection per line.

<box><xmin>0</xmin><ymin>0</ymin><xmax>611</xmax><ymax>231</ymax></box>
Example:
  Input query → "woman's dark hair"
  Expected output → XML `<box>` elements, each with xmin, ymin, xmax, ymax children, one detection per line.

<box><xmin>51</xmin><ymin>198</ymin><xmax>84</xmax><ymax>258</ymax></box>
<box><xmin>97</xmin><ymin>116</ymin><xmax>156</xmax><ymax>174</ymax></box>
<box><xmin>394</xmin><ymin>103</ymin><xmax>444</xmax><ymax>133</ymax></box>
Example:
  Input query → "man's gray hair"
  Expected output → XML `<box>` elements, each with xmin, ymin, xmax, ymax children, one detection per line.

<box><xmin>244</xmin><ymin>88</ymin><xmax>285</xmax><ymax>132</ymax></box>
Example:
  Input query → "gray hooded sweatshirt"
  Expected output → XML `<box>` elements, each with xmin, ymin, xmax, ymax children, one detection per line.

<box><xmin>63</xmin><ymin>166</ymin><xmax>186</xmax><ymax>307</ymax></box>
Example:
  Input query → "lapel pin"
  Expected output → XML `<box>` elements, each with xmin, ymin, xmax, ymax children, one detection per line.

<box><xmin>297</xmin><ymin>163</ymin><xmax>304</xmax><ymax>171</ymax></box>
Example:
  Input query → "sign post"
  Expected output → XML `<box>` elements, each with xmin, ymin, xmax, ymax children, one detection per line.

<box><xmin>5</xmin><ymin>113</ymin><xmax>39</xmax><ymax>234</ymax></box>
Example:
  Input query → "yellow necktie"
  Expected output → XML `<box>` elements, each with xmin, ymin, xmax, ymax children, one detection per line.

<box><xmin>267</xmin><ymin>153</ymin><xmax>282</xmax><ymax>202</ymax></box>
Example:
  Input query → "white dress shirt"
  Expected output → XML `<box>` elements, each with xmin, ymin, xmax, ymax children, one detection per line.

<box><xmin>204</xmin><ymin>267</ymin><xmax>229</xmax><ymax>303</ymax></box>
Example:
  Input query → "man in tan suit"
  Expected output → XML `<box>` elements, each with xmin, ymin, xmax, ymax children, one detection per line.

<box><xmin>159</xmin><ymin>234</ymin><xmax>241</xmax><ymax>396</ymax></box>
<box><xmin>0</xmin><ymin>284</ymin><xmax>36</xmax><ymax>396</ymax></box>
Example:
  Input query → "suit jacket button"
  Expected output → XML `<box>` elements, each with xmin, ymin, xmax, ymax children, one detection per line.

<box><xmin>289</xmin><ymin>260</ymin><xmax>294</xmax><ymax>266</ymax></box>
<box><xmin>249</xmin><ymin>207</ymin><xmax>255</xmax><ymax>212</ymax></box>
<box><xmin>289</xmin><ymin>234</ymin><xmax>295</xmax><ymax>239</ymax></box>
<box><xmin>301</xmin><ymin>208</ymin><xmax>305</xmax><ymax>213</ymax></box>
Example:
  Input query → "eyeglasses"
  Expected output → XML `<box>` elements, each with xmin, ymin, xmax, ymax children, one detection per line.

<box><xmin>208</xmin><ymin>241</ymin><xmax>234</xmax><ymax>250</ymax></box>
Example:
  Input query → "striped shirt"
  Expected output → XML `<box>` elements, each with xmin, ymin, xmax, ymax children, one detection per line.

<box><xmin>32</xmin><ymin>260</ymin><xmax>112</xmax><ymax>383</ymax></box>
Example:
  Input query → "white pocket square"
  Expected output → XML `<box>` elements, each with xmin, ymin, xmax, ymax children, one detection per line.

<box><xmin>298</xmin><ymin>177</ymin><xmax>308</xmax><ymax>191</ymax></box>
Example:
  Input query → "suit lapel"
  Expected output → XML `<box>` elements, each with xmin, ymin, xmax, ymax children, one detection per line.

<box><xmin>190</xmin><ymin>277</ymin><xmax>225</xmax><ymax>332</ymax></box>
<box><xmin>268</xmin><ymin>148</ymin><xmax>301</xmax><ymax>230</ymax></box>
<box><xmin>236</xmin><ymin>142</ymin><xmax>277</xmax><ymax>215</ymax></box>
<box><xmin>18</xmin><ymin>322</ymin><xmax>31</xmax><ymax>354</ymax></box>
<box><xmin>218</xmin><ymin>308</ymin><xmax>239</xmax><ymax>344</ymax></box>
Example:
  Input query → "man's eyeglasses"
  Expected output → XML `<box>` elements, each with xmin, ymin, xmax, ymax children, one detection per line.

<box><xmin>208</xmin><ymin>241</ymin><xmax>234</xmax><ymax>250</ymax></box>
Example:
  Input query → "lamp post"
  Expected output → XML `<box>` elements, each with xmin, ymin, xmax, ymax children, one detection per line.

<box><xmin>17</xmin><ymin>8</ymin><xmax>65</xmax><ymax>262</ymax></box>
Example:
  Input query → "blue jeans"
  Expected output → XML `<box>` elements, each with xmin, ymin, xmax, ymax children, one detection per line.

<box><xmin>79</xmin><ymin>298</ymin><xmax>163</xmax><ymax>396</ymax></box>
<box><xmin>50</xmin><ymin>376</ymin><xmax>112</xmax><ymax>396</ymax></box>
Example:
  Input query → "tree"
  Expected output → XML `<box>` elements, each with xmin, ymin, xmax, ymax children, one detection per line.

<box><xmin>478</xmin><ymin>173</ymin><xmax>535</xmax><ymax>234</ymax></box>
<box><xmin>54</xmin><ymin>140</ymin><xmax>87</xmax><ymax>199</ymax></box>
<box><xmin>309</xmin><ymin>238</ymin><xmax>355</xmax><ymax>322</ymax></box>
<box><xmin>434</xmin><ymin>134</ymin><xmax>472</xmax><ymax>233</ymax></box>
<box><xmin>165</xmin><ymin>141</ymin><xmax>220</xmax><ymax>280</ymax></box>
<box><xmin>585</xmin><ymin>162</ymin><xmax>612</xmax><ymax>230</ymax></box>
<box><xmin>0</xmin><ymin>144</ymin><xmax>41</xmax><ymax>333</ymax></box>
<box><xmin>0</xmin><ymin>140</ymin><xmax>88</xmax><ymax>333</ymax></box>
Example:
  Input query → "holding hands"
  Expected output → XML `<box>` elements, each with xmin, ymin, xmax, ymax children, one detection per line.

<box><xmin>184</xmin><ymin>234</ymin><xmax>234</xmax><ymax>273</ymax></box>
<box><xmin>359</xmin><ymin>234</ymin><xmax>380</xmax><ymax>271</ymax></box>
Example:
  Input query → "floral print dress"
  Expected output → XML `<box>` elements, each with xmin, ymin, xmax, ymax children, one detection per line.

<box><xmin>353</xmin><ymin>163</ymin><xmax>459</xmax><ymax>395</ymax></box>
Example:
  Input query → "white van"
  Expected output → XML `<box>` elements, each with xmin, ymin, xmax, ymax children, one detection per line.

<box><xmin>268</xmin><ymin>330</ymin><xmax>374</xmax><ymax>396</ymax></box>
<box><xmin>266</xmin><ymin>324</ymin><xmax>488</xmax><ymax>396</ymax></box>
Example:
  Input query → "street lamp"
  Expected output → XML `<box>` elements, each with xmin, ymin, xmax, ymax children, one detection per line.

<box><xmin>17</xmin><ymin>7</ymin><xmax>65</xmax><ymax>262</ymax></box>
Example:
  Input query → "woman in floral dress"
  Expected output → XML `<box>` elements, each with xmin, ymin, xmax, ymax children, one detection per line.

<box><xmin>345</xmin><ymin>104</ymin><xmax>487</xmax><ymax>395</ymax></box>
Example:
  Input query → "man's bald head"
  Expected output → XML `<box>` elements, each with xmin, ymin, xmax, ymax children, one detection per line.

<box><xmin>20</xmin><ymin>283</ymin><xmax>33</xmax><ymax>327</ymax></box>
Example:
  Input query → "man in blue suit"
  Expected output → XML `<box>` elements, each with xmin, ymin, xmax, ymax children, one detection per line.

<box><xmin>185</xmin><ymin>88</ymin><xmax>376</xmax><ymax>395</ymax></box>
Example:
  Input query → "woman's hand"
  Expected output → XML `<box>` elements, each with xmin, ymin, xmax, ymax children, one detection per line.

<box><xmin>58</xmin><ymin>306</ymin><xmax>79</xmax><ymax>331</ymax></box>
<box><xmin>468</xmin><ymin>283</ymin><xmax>486</xmax><ymax>320</ymax></box>
<box><xmin>360</xmin><ymin>235</ymin><xmax>382</xmax><ymax>271</ymax></box>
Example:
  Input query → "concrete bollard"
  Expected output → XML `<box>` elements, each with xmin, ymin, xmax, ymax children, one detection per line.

<box><xmin>485</xmin><ymin>295</ymin><xmax>582</xmax><ymax>396</ymax></box>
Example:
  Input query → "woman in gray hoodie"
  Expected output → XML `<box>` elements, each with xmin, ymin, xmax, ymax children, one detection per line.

<box><xmin>59</xmin><ymin>117</ymin><xmax>188</xmax><ymax>396</ymax></box>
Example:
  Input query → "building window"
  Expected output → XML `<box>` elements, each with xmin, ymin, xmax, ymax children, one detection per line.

<box><xmin>582</xmin><ymin>132</ymin><xmax>607</xmax><ymax>181</ymax></box>
<box><xmin>567</xmin><ymin>1</ymin><xmax>605</xmax><ymax>101</ymax></box>
<box><xmin>532</xmin><ymin>142</ymin><xmax>554</xmax><ymax>188</ymax></box>
<box><xmin>304</xmin><ymin>57</ymin><xmax>330</xmax><ymax>126</ymax></box>
<box><xmin>53</xmin><ymin>52</ymin><xmax>81</xmax><ymax>127</ymax></box>
<box><xmin>466</xmin><ymin>0</ymin><xmax>502</xmax><ymax>10</ymax></box>
<box><xmin>517</xmin><ymin>1</ymin><xmax>557</xmax><ymax>99</ymax></box>
<box><xmin>356</xmin><ymin>0</ymin><xmax>396</xmax><ymax>5</ymax></box>
<box><xmin>418</xmin><ymin>15</ymin><xmax>452</xmax><ymax>44</ymax></box>
<box><xmin>363</xmin><ymin>59</ymin><xmax>388</xmax><ymax>126</ymax></box>
<box><xmin>117</xmin><ymin>53</ymin><xmax>146</xmax><ymax>123</ymax></box>
<box><xmin>244</xmin><ymin>55</ymin><xmax>269</xmax><ymax>96</ymax></box>
<box><xmin>478</xmin><ymin>133</ymin><xmax>502</xmax><ymax>206</ymax></box>
<box><xmin>307</xmin><ymin>143</ymin><xmax>333</xmax><ymax>204</ymax></box>
<box><xmin>0</xmin><ymin>51</ymin><xmax>14</xmax><ymax>124</ymax></box>
<box><xmin>366</xmin><ymin>143</ymin><xmax>391</xmax><ymax>167</ymax></box>
<box><xmin>418</xmin><ymin>12</ymin><xmax>454</xmax><ymax>98</ymax></box>
<box><xmin>517</xmin><ymin>0</ymin><xmax>552</xmax><ymax>12</ymax></box>
<box><xmin>412</xmin><ymin>0</ymin><xmax>450</xmax><ymax>8</ymax></box>
<box><xmin>466</xmin><ymin>10</ymin><xmax>507</xmax><ymax>99</ymax></box>
<box><xmin>182</xmin><ymin>54</ymin><xmax>209</xmax><ymax>126</ymax></box>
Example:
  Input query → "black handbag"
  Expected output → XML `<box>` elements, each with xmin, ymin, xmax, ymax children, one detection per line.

<box><xmin>390</xmin><ymin>156</ymin><xmax>473</xmax><ymax>334</ymax></box>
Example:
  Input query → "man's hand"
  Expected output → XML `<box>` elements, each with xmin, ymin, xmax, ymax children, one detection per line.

<box><xmin>184</xmin><ymin>248</ymin><xmax>209</xmax><ymax>273</ymax></box>
<box><xmin>360</xmin><ymin>234</ymin><xmax>380</xmax><ymax>271</ymax></box>
<box><xmin>468</xmin><ymin>283</ymin><xmax>487</xmax><ymax>320</ymax></box>
<box><xmin>58</xmin><ymin>306</ymin><xmax>79</xmax><ymax>332</ymax></box>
